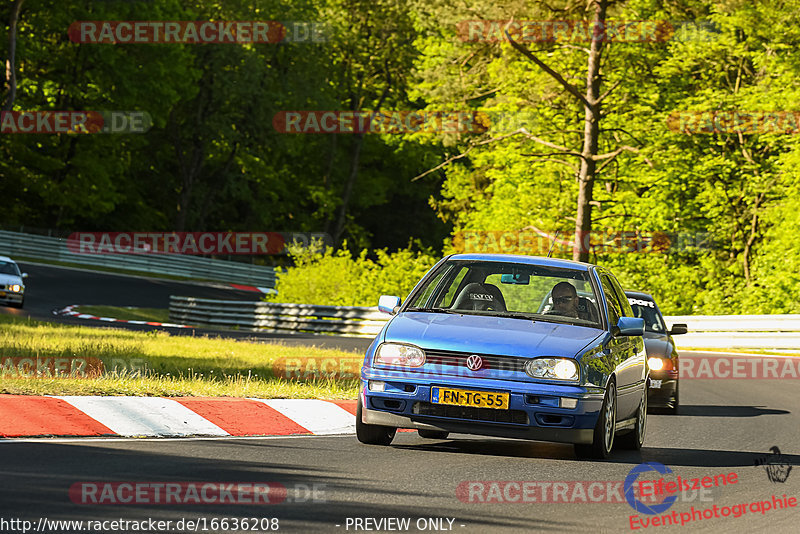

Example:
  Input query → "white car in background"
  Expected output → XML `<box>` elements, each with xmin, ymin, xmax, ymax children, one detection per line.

<box><xmin>0</xmin><ymin>256</ymin><xmax>27</xmax><ymax>308</ymax></box>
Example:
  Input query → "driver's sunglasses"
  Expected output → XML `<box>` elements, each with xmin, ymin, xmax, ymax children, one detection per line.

<box><xmin>554</xmin><ymin>296</ymin><xmax>575</xmax><ymax>304</ymax></box>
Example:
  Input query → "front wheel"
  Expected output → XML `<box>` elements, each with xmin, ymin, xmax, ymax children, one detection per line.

<box><xmin>356</xmin><ymin>397</ymin><xmax>396</xmax><ymax>446</ymax></box>
<box><xmin>575</xmin><ymin>380</ymin><xmax>616</xmax><ymax>460</ymax></box>
<box><xmin>667</xmin><ymin>383</ymin><xmax>679</xmax><ymax>415</ymax></box>
<box><xmin>618</xmin><ymin>387</ymin><xmax>647</xmax><ymax>450</ymax></box>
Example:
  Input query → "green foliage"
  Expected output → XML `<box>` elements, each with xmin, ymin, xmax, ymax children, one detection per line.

<box><xmin>267</xmin><ymin>241</ymin><xmax>437</xmax><ymax>306</ymax></box>
<box><xmin>3</xmin><ymin>0</ymin><xmax>800</xmax><ymax>314</ymax></box>
<box><xmin>0</xmin><ymin>0</ymin><xmax>446</xmax><ymax>251</ymax></box>
<box><xmin>407</xmin><ymin>0</ymin><xmax>800</xmax><ymax>315</ymax></box>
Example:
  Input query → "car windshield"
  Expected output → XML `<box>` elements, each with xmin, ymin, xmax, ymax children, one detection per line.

<box><xmin>407</xmin><ymin>260</ymin><xmax>601</xmax><ymax>328</ymax></box>
<box><xmin>627</xmin><ymin>296</ymin><xmax>666</xmax><ymax>333</ymax></box>
<box><xmin>0</xmin><ymin>261</ymin><xmax>20</xmax><ymax>276</ymax></box>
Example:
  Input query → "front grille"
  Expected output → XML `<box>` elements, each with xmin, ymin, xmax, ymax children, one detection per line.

<box><xmin>413</xmin><ymin>402</ymin><xmax>528</xmax><ymax>424</ymax></box>
<box><xmin>424</xmin><ymin>349</ymin><xmax>527</xmax><ymax>373</ymax></box>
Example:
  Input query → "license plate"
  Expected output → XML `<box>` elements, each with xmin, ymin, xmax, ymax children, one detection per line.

<box><xmin>431</xmin><ymin>387</ymin><xmax>509</xmax><ymax>410</ymax></box>
<box><xmin>0</xmin><ymin>291</ymin><xmax>5</xmax><ymax>297</ymax></box>
<box><xmin>650</xmin><ymin>380</ymin><xmax>662</xmax><ymax>389</ymax></box>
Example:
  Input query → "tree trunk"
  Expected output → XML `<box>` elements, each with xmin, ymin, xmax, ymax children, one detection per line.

<box><xmin>573</xmin><ymin>0</ymin><xmax>608</xmax><ymax>262</ymax></box>
<box><xmin>2</xmin><ymin>0</ymin><xmax>25</xmax><ymax>112</ymax></box>
<box><xmin>333</xmin><ymin>132</ymin><xmax>364</xmax><ymax>244</ymax></box>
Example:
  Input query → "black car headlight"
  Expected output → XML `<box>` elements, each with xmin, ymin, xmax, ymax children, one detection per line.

<box><xmin>525</xmin><ymin>358</ymin><xmax>579</xmax><ymax>381</ymax></box>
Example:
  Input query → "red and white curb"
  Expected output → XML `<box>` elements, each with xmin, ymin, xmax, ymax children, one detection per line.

<box><xmin>54</xmin><ymin>305</ymin><xmax>193</xmax><ymax>329</ymax></box>
<box><xmin>230</xmin><ymin>284</ymin><xmax>275</xmax><ymax>294</ymax></box>
<box><xmin>0</xmin><ymin>396</ymin><xmax>357</xmax><ymax>438</ymax></box>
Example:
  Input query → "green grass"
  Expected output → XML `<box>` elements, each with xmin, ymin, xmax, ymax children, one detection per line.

<box><xmin>74</xmin><ymin>305</ymin><xmax>171</xmax><ymax>323</ymax></box>
<box><xmin>0</xmin><ymin>315</ymin><xmax>361</xmax><ymax>398</ymax></box>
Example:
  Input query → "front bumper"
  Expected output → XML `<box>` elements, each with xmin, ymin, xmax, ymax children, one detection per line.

<box><xmin>361</xmin><ymin>367</ymin><xmax>605</xmax><ymax>445</ymax></box>
<box><xmin>647</xmin><ymin>369</ymin><xmax>678</xmax><ymax>408</ymax></box>
<box><xmin>0</xmin><ymin>290</ymin><xmax>24</xmax><ymax>305</ymax></box>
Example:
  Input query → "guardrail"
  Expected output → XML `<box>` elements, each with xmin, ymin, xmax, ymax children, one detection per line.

<box><xmin>0</xmin><ymin>230</ymin><xmax>276</xmax><ymax>288</ymax></box>
<box><xmin>169</xmin><ymin>296</ymin><xmax>386</xmax><ymax>336</ymax></box>
<box><xmin>664</xmin><ymin>315</ymin><xmax>800</xmax><ymax>351</ymax></box>
<box><xmin>168</xmin><ymin>297</ymin><xmax>800</xmax><ymax>349</ymax></box>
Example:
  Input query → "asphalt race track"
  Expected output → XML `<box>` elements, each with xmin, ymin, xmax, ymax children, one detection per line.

<box><xmin>0</xmin><ymin>262</ymin><xmax>371</xmax><ymax>353</ymax></box>
<box><xmin>1</xmin><ymin>263</ymin><xmax>798</xmax><ymax>532</ymax></box>
<box><xmin>0</xmin><ymin>372</ymin><xmax>797</xmax><ymax>533</ymax></box>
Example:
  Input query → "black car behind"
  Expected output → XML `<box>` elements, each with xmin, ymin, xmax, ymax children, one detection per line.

<box><xmin>625</xmin><ymin>291</ymin><xmax>687</xmax><ymax>414</ymax></box>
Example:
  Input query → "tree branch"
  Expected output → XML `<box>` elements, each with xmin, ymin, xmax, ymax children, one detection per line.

<box><xmin>593</xmin><ymin>144</ymin><xmax>654</xmax><ymax>168</ymax></box>
<box><xmin>520</xmin><ymin>152</ymin><xmax>580</xmax><ymax>171</ymax></box>
<box><xmin>503</xmin><ymin>21</ymin><xmax>592</xmax><ymax>109</ymax></box>
<box><xmin>411</xmin><ymin>129</ymin><xmax>532</xmax><ymax>182</ymax></box>
<box><xmin>596</xmin><ymin>79</ymin><xmax>622</xmax><ymax>104</ymax></box>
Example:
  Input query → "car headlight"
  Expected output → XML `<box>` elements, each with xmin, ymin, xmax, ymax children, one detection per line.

<box><xmin>648</xmin><ymin>357</ymin><xmax>665</xmax><ymax>371</ymax></box>
<box><xmin>374</xmin><ymin>343</ymin><xmax>426</xmax><ymax>367</ymax></box>
<box><xmin>10</xmin><ymin>284</ymin><xmax>21</xmax><ymax>293</ymax></box>
<box><xmin>525</xmin><ymin>358</ymin><xmax>579</xmax><ymax>381</ymax></box>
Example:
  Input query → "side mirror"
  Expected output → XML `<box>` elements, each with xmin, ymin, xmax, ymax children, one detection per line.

<box><xmin>21</xmin><ymin>273</ymin><xmax>28</xmax><ymax>279</ymax></box>
<box><xmin>378</xmin><ymin>295</ymin><xmax>401</xmax><ymax>315</ymax></box>
<box><xmin>616</xmin><ymin>316</ymin><xmax>645</xmax><ymax>336</ymax></box>
<box><xmin>669</xmin><ymin>323</ymin><xmax>688</xmax><ymax>335</ymax></box>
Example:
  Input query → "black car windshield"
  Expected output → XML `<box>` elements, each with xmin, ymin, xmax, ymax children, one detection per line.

<box><xmin>0</xmin><ymin>261</ymin><xmax>20</xmax><ymax>276</ymax></box>
<box><xmin>407</xmin><ymin>260</ymin><xmax>601</xmax><ymax>328</ymax></box>
<box><xmin>627</xmin><ymin>296</ymin><xmax>666</xmax><ymax>333</ymax></box>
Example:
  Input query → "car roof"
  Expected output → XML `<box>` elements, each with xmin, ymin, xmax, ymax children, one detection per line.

<box><xmin>448</xmin><ymin>253</ymin><xmax>594</xmax><ymax>271</ymax></box>
<box><xmin>625</xmin><ymin>290</ymin><xmax>654</xmax><ymax>300</ymax></box>
<box><xmin>0</xmin><ymin>256</ymin><xmax>15</xmax><ymax>263</ymax></box>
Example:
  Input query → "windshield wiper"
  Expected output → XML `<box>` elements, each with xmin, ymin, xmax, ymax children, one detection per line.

<box><xmin>405</xmin><ymin>307</ymin><xmax>462</xmax><ymax>314</ymax></box>
<box><xmin>539</xmin><ymin>316</ymin><xmax>596</xmax><ymax>327</ymax></box>
<box><xmin>491</xmin><ymin>312</ymin><xmax>537</xmax><ymax>322</ymax></box>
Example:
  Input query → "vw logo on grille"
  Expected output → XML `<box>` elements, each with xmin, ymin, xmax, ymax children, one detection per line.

<box><xmin>466</xmin><ymin>355</ymin><xmax>484</xmax><ymax>371</ymax></box>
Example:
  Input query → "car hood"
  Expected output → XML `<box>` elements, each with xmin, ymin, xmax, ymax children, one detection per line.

<box><xmin>643</xmin><ymin>332</ymin><xmax>672</xmax><ymax>359</ymax></box>
<box><xmin>0</xmin><ymin>274</ymin><xmax>22</xmax><ymax>286</ymax></box>
<box><xmin>384</xmin><ymin>312</ymin><xmax>604</xmax><ymax>359</ymax></box>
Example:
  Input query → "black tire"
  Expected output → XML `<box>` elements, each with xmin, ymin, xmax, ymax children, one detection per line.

<box><xmin>617</xmin><ymin>387</ymin><xmax>647</xmax><ymax>450</ymax></box>
<box><xmin>418</xmin><ymin>429</ymin><xmax>449</xmax><ymax>439</ymax></box>
<box><xmin>667</xmin><ymin>383</ymin><xmax>679</xmax><ymax>415</ymax></box>
<box><xmin>356</xmin><ymin>397</ymin><xmax>396</xmax><ymax>446</ymax></box>
<box><xmin>575</xmin><ymin>380</ymin><xmax>616</xmax><ymax>460</ymax></box>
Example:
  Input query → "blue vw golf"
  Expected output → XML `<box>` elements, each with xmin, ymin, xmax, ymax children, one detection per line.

<box><xmin>357</xmin><ymin>254</ymin><xmax>648</xmax><ymax>459</ymax></box>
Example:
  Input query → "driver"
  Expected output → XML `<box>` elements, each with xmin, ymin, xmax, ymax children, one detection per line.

<box><xmin>549</xmin><ymin>281</ymin><xmax>579</xmax><ymax>318</ymax></box>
